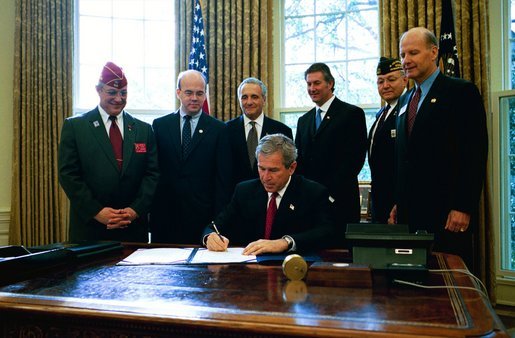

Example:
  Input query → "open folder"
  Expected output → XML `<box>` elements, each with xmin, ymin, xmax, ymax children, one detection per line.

<box><xmin>117</xmin><ymin>247</ymin><xmax>257</xmax><ymax>265</ymax></box>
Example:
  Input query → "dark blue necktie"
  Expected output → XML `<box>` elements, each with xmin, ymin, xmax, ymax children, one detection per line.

<box><xmin>182</xmin><ymin>115</ymin><xmax>192</xmax><ymax>158</ymax></box>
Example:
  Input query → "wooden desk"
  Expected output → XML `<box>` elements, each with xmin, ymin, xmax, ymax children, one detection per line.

<box><xmin>0</xmin><ymin>244</ymin><xmax>508</xmax><ymax>337</ymax></box>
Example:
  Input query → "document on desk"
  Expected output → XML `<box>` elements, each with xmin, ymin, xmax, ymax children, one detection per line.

<box><xmin>117</xmin><ymin>247</ymin><xmax>256</xmax><ymax>265</ymax></box>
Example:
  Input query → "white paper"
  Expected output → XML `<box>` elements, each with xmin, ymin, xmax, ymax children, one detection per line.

<box><xmin>190</xmin><ymin>247</ymin><xmax>256</xmax><ymax>264</ymax></box>
<box><xmin>117</xmin><ymin>247</ymin><xmax>256</xmax><ymax>265</ymax></box>
<box><xmin>117</xmin><ymin>248</ymin><xmax>193</xmax><ymax>265</ymax></box>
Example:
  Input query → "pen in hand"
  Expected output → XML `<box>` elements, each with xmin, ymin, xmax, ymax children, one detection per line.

<box><xmin>211</xmin><ymin>221</ymin><xmax>225</xmax><ymax>243</ymax></box>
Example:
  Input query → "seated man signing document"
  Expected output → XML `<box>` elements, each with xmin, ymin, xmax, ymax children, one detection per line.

<box><xmin>203</xmin><ymin>134</ymin><xmax>335</xmax><ymax>255</ymax></box>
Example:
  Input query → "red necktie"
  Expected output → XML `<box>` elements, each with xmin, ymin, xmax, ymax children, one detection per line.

<box><xmin>264</xmin><ymin>192</ymin><xmax>278</xmax><ymax>239</ymax></box>
<box><xmin>407</xmin><ymin>87</ymin><xmax>421</xmax><ymax>136</ymax></box>
<box><xmin>109</xmin><ymin>115</ymin><xmax>123</xmax><ymax>170</ymax></box>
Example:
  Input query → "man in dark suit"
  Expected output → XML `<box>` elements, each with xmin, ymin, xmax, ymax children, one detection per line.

<box><xmin>58</xmin><ymin>62</ymin><xmax>159</xmax><ymax>242</ymax></box>
<box><xmin>390</xmin><ymin>27</ymin><xmax>488</xmax><ymax>269</ymax></box>
<box><xmin>150</xmin><ymin>70</ymin><xmax>232</xmax><ymax>244</ymax></box>
<box><xmin>226</xmin><ymin>77</ymin><xmax>293</xmax><ymax>190</ymax></box>
<box><xmin>368</xmin><ymin>57</ymin><xmax>407</xmax><ymax>223</ymax></box>
<box><xmin>295</xmin><ymin>63</ymin><xmax>367</xmax><ymax>234</ymax></box>
<box><xmin>203</xmin><ymin>134</ymin><xmax>334</xmax><ymax>255</ymax></box>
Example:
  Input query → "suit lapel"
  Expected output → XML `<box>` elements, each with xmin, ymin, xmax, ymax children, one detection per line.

<box><xmin>316</xmin><ymin>98</ymin><xmax>339</xmax><ymax>135</ymax></box>
<box><xmin>170</xmin><ymin>112</ymin><xmax>182</xmax><ymax>159</ymax></box>
<box><xmin>272</xmin><ymin>176</ymin><xmax>297</xmax><ymax>232</ymax></box>
<box><xmin>183</xmin><ymin>112</ymin><xmax>208</xmax><ymax>161</ymax></box>
<box><xmin>121</xmin><ymin>112</ymin><xmax>136</xmax><ymax>173</ymax></box>
<box><xmin>87</xmin><ymin>109</ymin><xmax>119</xmax><ymax>171</ymax></box>
<box><xmin>236</xmin><ymin>116</ymin><xmax>252</xmax><ymax>169</ymax></box>
<box><xmin>411</xmin><ymin>74</ymin><xmax>444</xmax><ymax>137</ymax></box>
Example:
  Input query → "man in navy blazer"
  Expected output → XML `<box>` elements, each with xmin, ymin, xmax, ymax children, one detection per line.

<box><xmin>295</xmin><ymin>63</ymin><xmax>367</xmax><ymax>235</ymax></box>
<box><xmin>150</xmin><ymin>70</ymin><xmax>232</xmax><ymax>244</ymax></box>
<box><xmin>203</xmin><ymin>134</ymin><xmax>334</xmax><ymax>255</ymax></box>
<box><xmin>390</xmin><ymin>27</ymin><xmax>488</xmax><ymax>269</ymax></box>
<box><xmin>226</xmin><ymin>77</ymin><xmax>293</xmax><ymax>190</ymax></box>
<box><xmin>368</xmin><ymin>57</ymin><xmax>407</xmax><ymax>223</ymax></box>
<box><xmin>58</xmin><ymin>62</ymin><xmax>159</xmax><ymax>242</ymax></box>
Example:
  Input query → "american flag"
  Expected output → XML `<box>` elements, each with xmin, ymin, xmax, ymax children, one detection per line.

<box><xmin>188</xmin><ymin>0</ymin><xmax>210</xmax><ymax>114</ymax></box>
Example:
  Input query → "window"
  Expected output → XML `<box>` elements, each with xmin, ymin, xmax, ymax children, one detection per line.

<box><xmin>491</xmin><ymin>0</ymin><xmax>515</xmax><ymax>306</ymax></box>
<box><xmin>74</xmin><ymin>0</ymin><xmax>175</xmax><ymax>123</ymax></box>
<box><xmin>279</xmin><ymin>0</ymin><xmax>379</xmax><ymax>181</ymax></box>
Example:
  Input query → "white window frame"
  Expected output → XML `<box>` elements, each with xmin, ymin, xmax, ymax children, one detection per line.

<box><xmin>490</xmin><ymin>0</ymin><xmax>515</xmax><ymax>306</ymax></box>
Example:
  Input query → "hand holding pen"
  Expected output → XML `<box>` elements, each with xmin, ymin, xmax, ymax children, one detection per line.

<box><xmin>207</xmin><ymin>221</ymin><xmax>229</xmax><ymax>252</ymax></box>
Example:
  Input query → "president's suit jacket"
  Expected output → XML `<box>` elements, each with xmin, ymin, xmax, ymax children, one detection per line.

<box><xmin>58</xmin><ymin>108</ymin><xmax>159</xmax><ymax>242</ymax></box>
<box><xmin>150</xmin><ymin>111</ymin><xmax>232</xmax><ymax>244</ymax></box>
<box><xmin>226</xmin><ymin>114</ymin><xmax>293</xmax><ymax>190</ymax></box>
<box><xmin>395</xmin><ymin>72</ymin><xmax>487</xmax><ymax>264</ymax></box>
<box><xmin>203</xmin><ymin>175</ymin><xmax>335</xmax><ymax>252</ymax></box>
<box><xmin>367</xmin><ymin>104</ymin><xmax>398</xmax><ymax>223</ymax></box>
<box><xmin>295</xmin><ymin>97</ymin><xmax>367</xmax><ymax>229</ymax></box>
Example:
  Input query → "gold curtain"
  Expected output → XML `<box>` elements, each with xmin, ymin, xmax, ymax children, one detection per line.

<box><xmin>9</xmin><ymin>0</ymin><xmax>72</xmax><ymax>246</ymax></box>
<box><xmin>176</xmin><ymin>0</ymin><xmax>274</xmax><ymax>121</ymax></box>
<box><xmin>380</xmin><ymin>0</ymin><xmax>494</xmax><ymax>299</ymax></box>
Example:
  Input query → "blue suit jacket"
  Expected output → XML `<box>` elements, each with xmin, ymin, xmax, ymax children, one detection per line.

<box><xmin>150</xmin><ymin>111</ymin><xmax>232</xmax><ymax>244</ymax></box>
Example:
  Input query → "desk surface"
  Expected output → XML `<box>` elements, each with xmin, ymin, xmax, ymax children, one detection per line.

<box><xmin>0</xmin><ymin>244</ymin><xmax>508</xmax><ymax>337</ymax></box>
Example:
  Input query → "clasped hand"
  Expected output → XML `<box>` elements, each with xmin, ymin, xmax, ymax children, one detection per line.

<box><xmin>94</xmin><ymin>207</ymin><xmax>138</xmax><ymax>229</ymax></box>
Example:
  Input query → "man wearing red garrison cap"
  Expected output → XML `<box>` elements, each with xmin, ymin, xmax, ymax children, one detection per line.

<box><xmin>58</xmin><ymin>62</ymin><xmax>159</xmax><ymax>242</ymax></box>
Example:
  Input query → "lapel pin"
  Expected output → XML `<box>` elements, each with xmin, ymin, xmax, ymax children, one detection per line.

<box><xmin>431</xmin><ymin>98</ymin><xmax>437</xmax><ymax>103</ymax></box>
<box><xmin>289</xmin><ymin>204</ymin><xmax>295</xmax><ymax>210</ymax></box>
<box><xmin>93</xmin><ymin>121</ymin><xmax>100</xmax><ymax>127</ymax></box>
<box><xmin>128</xmin><ymin>124</ymin><xmax>133</xmax><ymax>131</ymax></box>
<box><xmin>199</xmin><ymin>129</ymin><xmax>203</xmax><ymax>134</ymax></box>
<box><xmin>329</xmin><ymin>196</ymin><xmax>335</xmax><ymax>203</ymax></box>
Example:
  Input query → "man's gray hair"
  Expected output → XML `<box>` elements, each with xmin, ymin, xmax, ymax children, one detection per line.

<box><xmin>256</xmin><ymin>133</ymin><xmax>297</xmax><ymax>168</ymax></box>
<box><xmin>237</xmin><ymin>77</ymin><xmax>267</xmax><ymax>98</ymax></box>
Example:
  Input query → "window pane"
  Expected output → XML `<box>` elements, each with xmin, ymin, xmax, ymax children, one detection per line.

<box><xmin>284</xmin><ymin>64</ymin><xmax>311</xmax><ymax>107</ymax></box>
<box><xmin>75</xmin><ymin>0</ymin><xmax>175</xmax><ymax>114</ymax></box>
<box><xmin>285</xmin><ymin>0</ymin><xmax>314</xmax><ymax>16</ymax></box>
<box><xmin>316</xmin><ymin>13</ymin><xmax>346</xmax><ymax>62</ymax></box>
<box><xmin>284</xmin><ymin>17</ymin><xmax>315</xmax><ymax>64</ymax></box>
<box><xmin>283</xmin><ymin>0</ymin><xmax>379</xmax><ymax>107</ymax></box>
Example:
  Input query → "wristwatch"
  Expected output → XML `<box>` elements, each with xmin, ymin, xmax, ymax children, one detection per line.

<box><xmin>282</xmin><ymin>235</ymin><xmax>293</xmax><ymax>250</ymax></box>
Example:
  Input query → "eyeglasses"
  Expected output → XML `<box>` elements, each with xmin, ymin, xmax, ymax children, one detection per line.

<box><xmin>182</xmin><ymin>90</ymin><xmax>205</xmax><ymax>98</ymax></box>
<box><xmin>102</xmin><ymin>88</ymin><xmax>128</xmax><ymax>97</ymax></box>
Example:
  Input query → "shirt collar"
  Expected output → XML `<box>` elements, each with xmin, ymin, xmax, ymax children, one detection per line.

<box><xmin>243</xmin><ymin>112</ymin><xmax>264</xmax><ymax>127</ymax></box>
<box><xmin>268</xmin><ymin>175</ymin><xmax>292</xmax><ymax>200</ymax></box>
<box><xmin>417</xmin><ymin>68</ymin><xmax>440</xmax><ymax>96</ymax></box>
<box><xmin>179</xmin><ymin>109</ymin><xmax>203</xmax><ymax>121</ymax></box>
<box><xmin>317</xmin><ymin>94</ymin><xmax>336</xmax><ymax>112</ymax></box>
<box><xmin>98</xmin><ymin>105</ymin><xmax>124</xmax><ymax>125</ymax></box>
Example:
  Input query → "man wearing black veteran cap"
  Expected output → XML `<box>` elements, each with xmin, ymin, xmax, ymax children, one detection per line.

<box><xmin>367</xmin><ymin>57</ymin><xmax>407</xmax><ymax>223</ymax></box>
<box><xmin>58</xmin><ymin>62</ymin><xmax>159</xmax><ymax>242</ymax></box>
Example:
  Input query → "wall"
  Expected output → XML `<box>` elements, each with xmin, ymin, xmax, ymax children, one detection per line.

<box><xmin>0</xmin><ymin>0</ymin><xmax>15</xmax><ymax>245</ymax></box>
